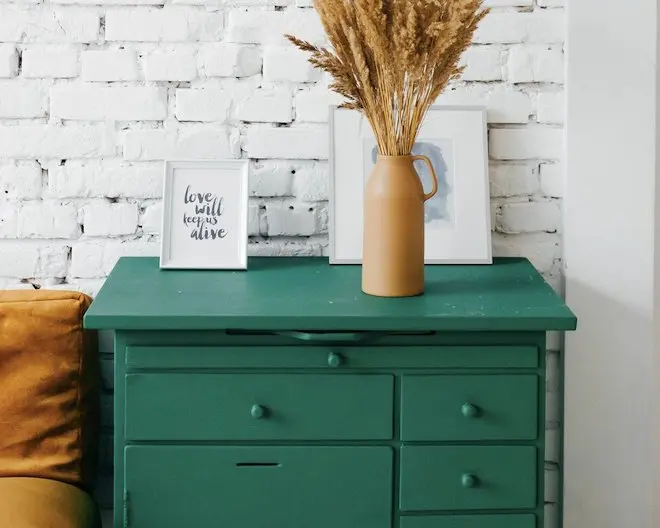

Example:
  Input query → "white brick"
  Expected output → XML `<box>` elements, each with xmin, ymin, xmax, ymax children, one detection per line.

<box><xmin>507</xmin><ymin>45</ymin><xmax>564</xmax><ymax>83</ymax></box>
<box><xmin>263</xmin><ymin>46</ymin><xmax>320</xmax><ymax>83</ymax></box>
<box><xmin>0</xmin><ymin>242</ymin><xmax>68</xmax><ymax>278</ymax></box>
<box><xmin>489</xmin><ymin>163</ymin><xmax>539</xmax><ymax>197</ymax></box>
<box><xmin>48</xmin><ymin>161</ymin><xmax>162</xmax><ymax>199</ymax></box>
<box><xmin>51</xmin><ymin>85</ymin><xmax>167</xmax><ymax>121</ymax></box>
<box><xmin>105</xmin><ymin>8</ymin><xmax>224</xmax><ymax>42</ymax></box>
<box><xmin>83</xmin><ymin>201</ymin><xmax>138</xmax><ymax>236</ymax></box>
<box><xmin>490</xmin><ymin>127</ymin><xmax>563</xmax><ymax>160</ymax></box>
<box><xmin>22</xmin><ymin>46</ymin><xmax>78</xmax><ymax>78</ymax></box>
<box><xmin>200</xmin><ymin>44</ymin><xmax>262</xmax><ymax>78</ymax></box>
<box><xmin>173</xmin><ymin>125</ymin><xmax>241</xmax><ymax>159</ymax></box>
<box><xmin>17</xmin><ymin>202</ymin><xmax>80</xmax><ymax>239</ymax></box>
<box><xmin>460</xmin><ymin>47</ymin><xmax>503</xmax><ymax>81</ymax></box>
<box><xmin>236</xmin><ymin>89</ymin><xmax>292</xmax><ymax>123</ymax></box>
<box><xmin>492</xmin><ymin>232</ymin><xmax>560</xmax><ymax>273</ymax></box>
<box><xmin>0</xmin><ymin>7</ymin><xmax>99</xmax><ymax>43</ymax></box>
<box><xmin>0</xmin><ymin>202</ymin><xmax>18</xmax><ymax>237</ymax></box>
<box><xmin>539</xmin><ymin>0</ymin><xmax>564</xmax><ymax>5</ymax></box>
<box><xmin>227</xmin><ymin>9</ymin><xmax>324</xmax><ymax>46</ymax></box>
<box><xmin>537</xmin><ymin>91</ymin><xmax>565</xmax><ymax>124</ymax></box>
<box><xmin>175</xmin><ymin>89</ymin><xmax>232</xmax><ymax>122</ymax></box>
<box><xmin>122</xmin><ymin>129</ymin><xmax>175</xmax><ymax>161</ymax></box>
<box><xmin>295</xmin><ymin>90</ymin><xmax>345</xmax><ymax>122</ymax></box>
<box><xmin>140</xmin><ymin>201</ymin><xmax>162</xmax><ymax>234</ymax></box>
<box><xmin>248</xmin><ymin>237</ymin><xmax>323</xmax><ymax>256</ymax></box>
<box><xmin>250</xmin><ymin>161</ymin><xmax>294</xmax><ymax>197</ymax></box>
<box><xmin>0</xmin><ymin>125</ymin><xmax>114</xmax><ymax>159</ymax></box>
<box><xmin>475</xmin><ymin>11</ymin><xmax>564</xmax><ymax>44</ymax></box>
<box><xmin>70</xmin><ymin>240</ymin><xmax>159</xmax><ymax>278</ymax></box>
<box><xmin>484</xmin><ymin>0</ymin><xmax>532</xmax><ymax>5</ymax></box>
<box><xmin>540</xmin><ymin>162</ymin><xmax>564</xmax><ymax>198</ymax></box>
<box><xmin>0</xmin><ymin>81</ymin><xmax>46</xmax><ymax>118</ymax></box>
<box><xmin>81</xmin><ymin>50</ymin><xmax>139</xmax><ymax>81</ymax></box>
<box><xmin>497</xmin><ymin>200</ymin><xmax>561</xmax><ymax>234</ymax></box>
<box><xmin>247</xmin><ymin>202</ymin><xmax>261</xmax><ymax>236</ymax></box>
<box><xmin>292</xmin><ymin>162</ymin><xmax>328</xmax><ymax>201</ymax></box>
<box><xmin>144</xmin><ymin>50</ymin><xmax>197</xmax><ymax>81</ymax></box>
<box><xmin>265</xmin><ymin>201</ymin><xmax>319</xmax><ymax>236</ymax></box>
<box><xmin>0</xmin><ymin>162</ymin><xmax>42</xmax><ymax>199</ymax></box>
<box><xmin>0</xmin><ymin>45</ymin><xmax>17</xmax><ymax>78</ymax></box>
<box><xmin>54</xmin><ymin>0</ymin><xmax>164</xmax><ymax>4</ymax></box>
<box><xmin>435</xmin><ymin>85</ymin><xmax>532</xmax><ymax>124</ymax></box>
<box><xmin>245</xmin><ymin>126</ymin><xmax>328</xmax><ymax>159</ymax></box>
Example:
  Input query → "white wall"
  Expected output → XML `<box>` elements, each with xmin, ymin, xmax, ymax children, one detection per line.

<box><xmin>564</xmin><ymin>1</ymin><xmax>658</xmax><ymax>527</ymax></box>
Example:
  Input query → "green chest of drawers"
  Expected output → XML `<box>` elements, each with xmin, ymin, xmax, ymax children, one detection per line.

<box><xmin>85</xmin><ymin>257</ymin><xmax>576</xmax><ymax>528</ymax></box>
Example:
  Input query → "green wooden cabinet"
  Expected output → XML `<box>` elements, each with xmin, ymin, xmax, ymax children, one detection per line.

<box><xmin>84</xmin><ymin>257</ymin><xmax>576</xmax><ymax>528</ymax></box>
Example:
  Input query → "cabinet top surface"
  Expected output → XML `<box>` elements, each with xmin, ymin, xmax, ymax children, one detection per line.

<box><xmin>84</xmin><ymin>257</ymin><xmax>576</xmax><ymax>332</ymax></box>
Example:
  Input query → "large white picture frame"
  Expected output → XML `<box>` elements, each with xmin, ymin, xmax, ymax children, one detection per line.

<box><xmin>160</xmin><ymin>160</ymin><xmax>249</xmax><ymax>270</ymax></box>
<box><xmin>329</xmin><ymin>105</ymin><xmax>492</xmax><ymax>265</ymax></box>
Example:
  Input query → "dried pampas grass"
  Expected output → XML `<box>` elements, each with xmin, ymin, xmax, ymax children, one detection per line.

<box><xmin>286</xmin><ymin>0</ymin><xmax>488</xmax><ymax>156</ymax></box>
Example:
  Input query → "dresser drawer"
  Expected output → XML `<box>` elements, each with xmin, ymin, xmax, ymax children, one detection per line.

<box><xmin>401</xmin><ymin>375</ymin><xmax>538</xmax><ymax>441</ymax></box>
<box><xmin>399</xmin><ymin>514</ymin><xmax>536</xmax><ymax>528</ymax></box>
<box><xmin>399</xmin><ymin>446</ymin><xmax>537</xmax><ymax>511</ymax></box>
<box><xmin>125</xmin><ymin>446</ymin><xmax>393</xmax><ymax>528</ymax></box>
<box><xmin>125</xmin><ymin>373</ymin><xmax>394</xmax><ymax>440</ymax></box>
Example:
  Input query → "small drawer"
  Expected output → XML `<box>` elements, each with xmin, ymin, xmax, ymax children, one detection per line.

<box><xmin>400</xmin><ymin>514</ymin><xmax>536</xmax><ymax>528</ymax></box>
<box><xmin>125</xmin><ymin>373</ymin><xmax>393</xmax><ymax>441</ymax></box>
<box><xmin>399</xmin><ymin>446</ymin><xmax>537</xmax><ymax>511</ymax></box>
<box><xmin>125</xmin><ymin>446</ymin><xmax>393</xmax><ymax>528</ymax></box>
<box><xmin>401</xmin><ymin>375</ymin><xmax>538</xmax><ymax>441</ymax></box>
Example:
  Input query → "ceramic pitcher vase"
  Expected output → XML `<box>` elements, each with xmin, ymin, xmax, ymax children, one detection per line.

<box><xmin>362</xmin><ymin>154</ymin><xmax>439</xmax><ymax>297</ymax></box>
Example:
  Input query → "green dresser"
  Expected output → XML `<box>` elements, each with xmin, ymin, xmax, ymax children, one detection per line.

<box><xmin>84</xmin><ymin>257</ymin><xmax>576</xmax><ymax>528</ymax></box>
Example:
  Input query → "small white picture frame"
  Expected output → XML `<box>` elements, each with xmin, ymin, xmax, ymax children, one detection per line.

<box><xmin>160</xmin><ymin>160</ymin><xmax>249</xmax><ymax>270</ymax></box>
<box><xmin>329</xmin><ymin>105</ymin><xmax>492</xmax><ymax>265</ymax></box>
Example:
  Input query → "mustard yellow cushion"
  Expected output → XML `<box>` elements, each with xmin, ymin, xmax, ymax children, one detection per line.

<box><xmin>0</xmin><ymin>477</ymin><xmax>100</xmax><ymax>528</ymax></box>
<box><xmin>0</xmin><ymin>291</ymin><xmax>100</xmax><ymax>491</ymax></box>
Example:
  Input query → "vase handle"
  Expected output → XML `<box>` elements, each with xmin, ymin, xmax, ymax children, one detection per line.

<box><xmin>412</xmin><ymin>155</ymin><xmax>439</xmax><ymax>202</ymax></box>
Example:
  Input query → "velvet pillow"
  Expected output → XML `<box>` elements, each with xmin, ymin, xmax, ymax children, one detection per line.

<box><xmin>0</xmin><ymin>291</ymin><xmax>100</xmax><ymax>492</ymax></box>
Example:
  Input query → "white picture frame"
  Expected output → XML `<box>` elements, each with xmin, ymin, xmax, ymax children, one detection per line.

<box><xmin>329</xmin><ymin>105</ymin><xmax>492</xmax><ymax>265</ymax></box>
<box><xmin>160</xmin><ymin>160</ymin><xmax>249</xmax><ymax>270</ymax></box>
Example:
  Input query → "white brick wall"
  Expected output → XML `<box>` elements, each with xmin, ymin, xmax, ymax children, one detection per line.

<box><xmin>0</xmin><ymin>3</ymin><xmax>566</xmax><ymax>526</ymax></box>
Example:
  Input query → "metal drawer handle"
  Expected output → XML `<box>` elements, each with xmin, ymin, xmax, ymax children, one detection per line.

<box><xmin>250</xmin><ymin>404</ymin><xmax>268</xmax><ymax>419</ymax></box>
<box><xmin>274</xmin><ymin>331</ymin><xmax>380</xmax><ymax>343</ymax></box>
<box><xmin>461</xmin><ymin>403</ymin><xmax>480</xmax><ymax>419</ymax></box>
<box><xmin>327</xmin><ymin>352</ymin><xmax>343</xmax><ymax>368</ymax></box>
<box><xmin>461</xmin><ymin>473</ymin><xmax>479</xmax><ymax>489</ymax></box>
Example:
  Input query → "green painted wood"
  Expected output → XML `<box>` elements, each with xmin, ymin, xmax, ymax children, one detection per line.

<box><xmin>124</xmin><ymin>446</ymin><xmax>392</xmax><ymax>528</ymax></box>
<box><xmin>126</xmin><ymin>345</ymin><xmax>539</xmax><ymax>370</ymax></box>
<box><xmin>401</xmin><ymin>375</ymin><xmax>538</xmax><ymax>441</ymax></box>
<box><xmin>84</xmin><ymin>257</ymin><xmax>577</xmax><ymax>331</ymax></box>
<box><xmin>399</xmin><ymin>514</ymin><xmax>536</xmax><ymax>528</ymax></box>
<box><xmin>125</xmin><ymin>373</ymin><xmax>394</xmax><ymax>441</ymax></box>
<box><xmin>399</xmin><ymin>446</ymin><xmax>537</xmax><ymax>511</ymax></box>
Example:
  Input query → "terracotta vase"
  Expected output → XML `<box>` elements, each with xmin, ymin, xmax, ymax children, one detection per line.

<box><xmin>362</xmin><ymin>154</ymin><xmax>439</xmax><ymax>298</ymax></box>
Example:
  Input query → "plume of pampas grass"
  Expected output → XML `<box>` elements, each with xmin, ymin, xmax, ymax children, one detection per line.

<box><xmin>286</xmin><ymin>0</ymin><xmax>488</xmax><ymax>156</ymax></box>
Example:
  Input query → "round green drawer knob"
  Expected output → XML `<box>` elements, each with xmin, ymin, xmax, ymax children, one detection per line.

<box><xmin>461</xmin><ymin>403</ymin><xmax>480</xmax><ymax>418</ymax></box>
<box><xmin>250</xmin><ymin>404</ymin><xmax>267</xmax><ymax>419</ymax></box>
<box><xmin>327</xmin><ymin>352</ymin><xmax>343</xmax><ymax>368</ymax></box>
<box><xmin>461</xmin><ymin>473</ymin><xmax>479</xmax><ymax>489</ymax></box>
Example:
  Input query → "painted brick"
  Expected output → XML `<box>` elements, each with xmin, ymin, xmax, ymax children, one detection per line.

<box><xmin>53</xmin><ymin>0</ymin><xmax>164</xmax><ymax>4</ymax></box>
<box><xmin>0</xmin><ymin>125</ymin><xmax>114</xmax><ymax>159</ymax></box>
<box><xmin>497</xmin><ymin>200</ymin><xmax>561</xmax><ymax>234</ymax></box>
<box><xmin>538</xmin><ymin>0</ymin><xmax>564</xmax><ymax>5</ymax></box>
<box><xmin>144</xmin><ymin>50</ymin><xmax>197</xmax><ymax>81</ymax></box>
<box><xmin>0</xmin><ymin>7</ymin><xmax>100</xmax><ymax>43</ymax></box>
<box><xmin>537</xmin><ymin>91</ymin><xmax>565</xmax><ymax>124</ymax></box>
<box><xmin>226</xmin><ymin>9</ymin><xmax>324</xmax><ymax>46</ymax></box>
<box><xmin>250</xmin><ymin>161</ymin><xmax>294</xmax><ymax>197</ymax></box>
<box><xmin>490</xmin><ymin>127</ymin><xmax>563</xmax><ymax>160</ymax></box>
<box><xmin>175</xmin><ymin>89</ymin><xmax>232</xmax><ymax>122</ymax></box>
<box><xmin>245</xmin><ymin>126</ymin><xmax>328</xmax><ymax>159</ymax></box>
<box><xmin>265</xmin><ymin>201</ymin><xmax>319</xmax><ymax>236</ymax></box>
<box><xmin>22</xmin><ymin>46</ymin><xmax>78</xmax><ymax>78</ymax></box>
<box><xmin>295</xmin><ymin>90</ymin><xmax>345</xmax><ymax>122</ymax></box>
<box><xmin>460</xmin><ymin>47</ymin><xmax>503</xmax><ymax>81</ymax></box>
<box><xmin>540</xmin><ymin>162</ymin><xmax>564</xmax><ymax>198</ymax></box>
<box><xmin>140</xmin><ymin>201</ymin><xmax>162</xmax><ymax>234</ymax></box>
<box><xmin>48</xmin><ymin>161</ymin><xmax>163</xmax><ymax>198</ymax></box>
<box><xmin>17</xmin><ymin>202</ymin><xmax>80</xmax><ymax>239</ymax></box>
<box><xmin>51</xmin><ymin>85</ymin><xmax>167</xmax><ymax>120</ymax></box>
<box><xmin>105</xmin><ymin>8</ymin><xmax>224</xmax><ymax>42</ymax></box>
<box><xmin>200</xmin><ymin>44</ymin><xmax>262</xmax><ymax>78</ymax></box>
<box><xmin>492</xmin><ymin>232</ymin><xmax>560</xmax><ymax>273</ymax></box>
<box><xmin>0</xmin><ymin>242</ymin><xmax>69</xmax><ymax>278</ymax></box>
<box><xmin>489</xmin><ymin>162</ymin><xmax>539</xmax><ymax>197</ymax></box>
<box><xmin>81</xmin><ymin>50</ymin><xmax>139</xmax><ymax>81</ymax></box>
<box><xmin>248</xmin><ymin>237</ymin><xmax>324</xmax><ymax>256</ymax></box>
<box><xmin>507</xmin><ymin>45</ymin><xmax>564</xmax><ymax>84</ymax></box>
<box><xmin>235</xmin><ymin>89</ymin><xmax>293</xmax><ymax>123</ymax></box>
<box><xmin>292</xmin><ymin>162</ymin><xmax>328</xmax><ymax>201</ymax></box>
<box><xmin>435</xmin><ymin>85</ymin><xmax>532</xmax><ymax>124</ymax></box>
<box><xmin>70</xmin><ymin>239</ymin><xmax>159</xmax><ymax>278</ymax></box>
<box><xmin>263</xmin><ymin>46</ymin><xmax>320</xmax><ymax>83</ymax></box>
<box><xmin>0</xmin><ymin>81</ymin><xmax>47</xmax><ymax>118</ymax></box>
<box><xmin>248</xmin><ymin>202</ymin><xmax>261</xmax><ymax>236</ymax></box>
<box><xmin>174</xmin><ymin>125</ymin><xmax>241</xmax><ymax>159</ymax></box>
<box><xmin>0</xmin><ymin>202</ymin><xmax>18</xmax><ymax>238</ymax></box>
<box><xmin>484</xmin><ymin>0</ymin><xmax>532</xmax><ymax>5</ymax></box>
<box><xmin>122</xmin><ymin>129</ymin><xmax>175</xmax><ymax>161</ymax></box>
<box><xmin>0</xmin><ymin>162</ymin><xmax>42</xmax><ymax>199</ymax></box>
<box><xmin>0</xmin><ymin>45</ymin><xmax>17</xmax><ymax>78</ymax></box>
<box><xmin>475</xmin><ymin>11</ymin><xmax>564</xmax><ymax>44</ymax></box>
<box><xmin>83</xmin><ymin>201</ymin><xmax>139</xmax><ymax>236</ymax></box>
